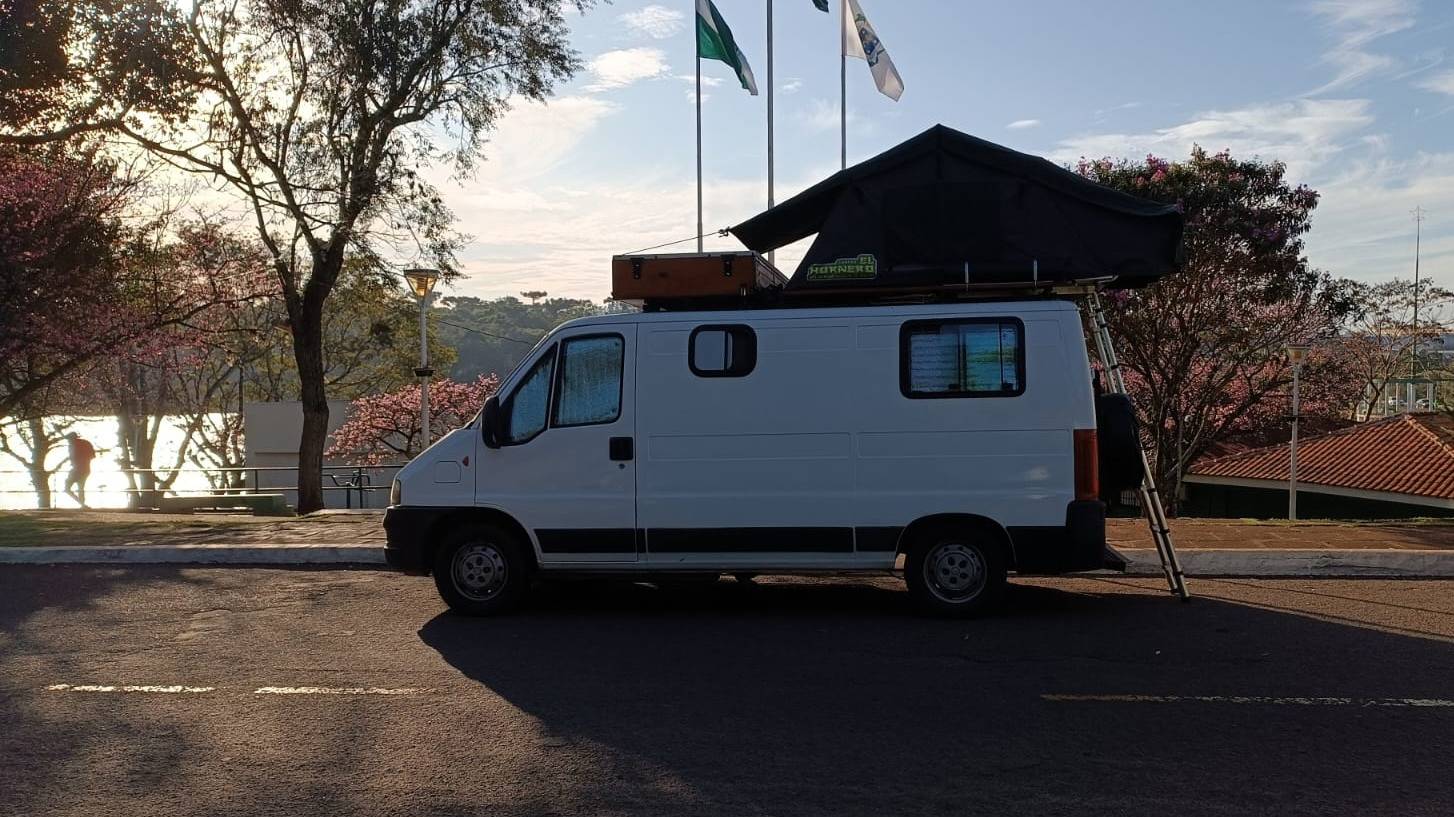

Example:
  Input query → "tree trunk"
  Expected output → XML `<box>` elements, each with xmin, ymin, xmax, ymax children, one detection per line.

<box><xmin>25</xmin><ymin>418</ymin><xmax>53</xmax><ymax>510</ymax></box>
<box><xmin>292</xmin><ymin>295</ymin><xmax>329</xmax><ymax>514</ymax></box>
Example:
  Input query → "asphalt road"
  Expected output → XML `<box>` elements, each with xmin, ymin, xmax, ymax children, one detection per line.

<box><xmin>1</xmin><ymin>568</ymin><xmax>1452</xmax><ymax>817</ymax></box>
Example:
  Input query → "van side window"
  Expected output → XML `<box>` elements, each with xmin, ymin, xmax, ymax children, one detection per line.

<box><xmin>553</xmin><ymin>334</ymin><xmax>624</xmax><ymax>427</ymax></box>
<box><xmin>689</xmin><ymin>325</ymin><xmax>756</xmax><ymax>377</ymax></box>
<box><xmin>503</xmin><ymin>345</ymin><xmax>556</xmax><ymax>443</ymax></box>
<box><xmin>901</xmin><ymin>318</ymin><xmax>1025</xmax><ymax>398</ymax></box>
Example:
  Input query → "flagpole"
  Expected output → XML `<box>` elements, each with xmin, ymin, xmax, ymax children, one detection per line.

<box><xmin>766</xmin><ymin>0</ymin><xmax>775</xmax><ymax>267</ymax></box>
<box><xmin>696</xmin><ymin>32</ymin><xmax>704</xmax><ymax>253</ymax></box>
<box><xmin>839</xmin><ymin>0</ymin><xmax>847</xmax><ymax>169</ymax></box>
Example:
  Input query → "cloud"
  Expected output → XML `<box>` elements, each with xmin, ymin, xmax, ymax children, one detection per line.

<box><xmin>674</xmin><ymin>73</ymin><xmax>723</xmax><ymax>87</ymax></box>
<box><xmin>620</xmin><ymin>5</ymin><xmax>686</xmax><ymax>40</ymax></box>
<box><xmin>800</xmin><ymin>97</ymin><xmax>858</xmax><ymax>132</ymax></box>
<box><xmin>423</xmin><ymin>95</ymin><xmax>618</xmax><ymax>194</ymax></box>
<box><xmin>1304</xmin><ymin>151</ymin><xmax>1454</xmax><ymax>285</ymax></box>
<box><xmin>1307</xmin><ymin>0</ymin><xmax>1417</xmax><ymax>94</ymax></box>
<box><xmin>1006</xmin><ymin>119</ymin><xmax>1041</xmax><ymax>130</ymax></box>
<box><xmin>585</xmin><ymin>48</ymin><xmax>670</xmax><ymax>91</ymax></box>
<box><xmin>780</xmin><ymin>78</ymin><xmax>804</xmax><ymax>94</ymax></box>
<box><xmin>1053</xmin><ymin>98</ymin><xmax>1375</xmax><ymax>181</ymax></box>
<box><xmin>1416</xmin><ymin>69</ymin><xmax>1454</xmax><ymax>96</ymax></box>
<box><xmin>442</xmin><ymin>171</ymin><xmax>833</xmax><ymax>301</ymax></box>
<box><xmin>1050</xmin><ymin>93</ymin><xmax>1452</xmax><ymax>288</ymax></box>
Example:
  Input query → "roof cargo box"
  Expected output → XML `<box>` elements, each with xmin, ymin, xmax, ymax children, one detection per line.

<box><xmin>612</xmin><ymin>251</ymin><xmax>787</xmax><ymax>302</ymax></box>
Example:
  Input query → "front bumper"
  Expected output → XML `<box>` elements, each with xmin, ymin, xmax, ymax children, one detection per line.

<box><xmin>382</xmin><ymin>506</ymin><xmax>451</xmax><ymax>574</ymax></box>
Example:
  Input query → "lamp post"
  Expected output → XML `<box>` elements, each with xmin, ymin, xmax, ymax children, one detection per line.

<box><xmin>403</xmin><ymin>268</ymin><xmax>441</xmax><ymax>451</ymax></box>
<box><xmin>1287</xmin><ymin>343</ymin><xmax>1309</xmax><ymax>521</ymax></box>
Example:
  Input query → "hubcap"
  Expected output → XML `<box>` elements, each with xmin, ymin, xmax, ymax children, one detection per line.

<box><xmin>924</xmin><ymin>542</ymin><xmax>987</xmax><ymax>603</ymax></box>
<box><xmin>452</xmin><ymin>542</ymin><xmax>509</xmax><ymax>601</ymax></box>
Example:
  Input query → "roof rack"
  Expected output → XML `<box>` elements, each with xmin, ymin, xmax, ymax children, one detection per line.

<box><xmin>611</xmin><ymin>251</ymin><xmax>1121</xmax><ymax>311</ymax></box>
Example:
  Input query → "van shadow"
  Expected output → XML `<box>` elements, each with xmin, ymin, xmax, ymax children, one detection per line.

<box><xmin>418</xmin><ymin>577</ymin><xmax>1454</xmax><ymax>816</ymax></box>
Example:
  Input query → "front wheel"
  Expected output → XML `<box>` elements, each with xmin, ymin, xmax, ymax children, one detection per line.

<box><xmin>432</xmin><ymin>523</ymin><xmax>532</xmax><ymax>616</ymax></box>
<box><xmin>904</xmin><ymin>525</ymin><xmax>1008</xmax><ymax>617</ymax></box>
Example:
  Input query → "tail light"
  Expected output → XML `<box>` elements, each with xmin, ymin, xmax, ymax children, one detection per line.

<box><xmin>1073</xmin><ymin>429</ymin><xmax>1099</xmax><ymax>501</ymax></box>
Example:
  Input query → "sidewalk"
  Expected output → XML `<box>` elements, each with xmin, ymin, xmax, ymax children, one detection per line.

<box><xmin>1108</xmin><ymin>518</ymin><xmax>1454</xmax><ymax>551</ymax></box>
<box><xmin>2</xmin><ymin>510</ymin><xmax>1453</xmax><ymax>576</ymax></box>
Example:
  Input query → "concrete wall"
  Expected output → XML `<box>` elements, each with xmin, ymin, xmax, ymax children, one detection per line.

<box><xmin>1184</xmin><ymin>482</ymin><xmax>1454</xmax><ymax>520</ymax></box>
<box><xmin>243</xmin><ymin>401</ymin><xmax>397</xmax><ymax>510</ymax></box>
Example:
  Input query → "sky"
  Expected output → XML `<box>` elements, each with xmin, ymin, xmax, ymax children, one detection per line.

<box><xmin>427</xmin><ymin>0</ymin><xmax>1454</xmax><ymax>302</ymax></box>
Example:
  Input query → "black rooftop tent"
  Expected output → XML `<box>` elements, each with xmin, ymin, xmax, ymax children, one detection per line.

<box><xmin>730</xmin><ymin>124</ymin><xmax>1183</xmax><ymax>291</ymax></box>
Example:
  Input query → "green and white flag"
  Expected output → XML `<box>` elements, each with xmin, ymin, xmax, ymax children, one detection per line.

<box><xmin>842</xmin><ymin>0</ymin><xmax>904</xmax><ymax>101</ymax></box>
<box><xmin>696</xmin><ymin>0</ymin><xmax>758</xmax><ymax>95</ymax></box>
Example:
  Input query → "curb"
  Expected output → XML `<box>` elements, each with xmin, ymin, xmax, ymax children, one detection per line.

<box><xmin>1</xmin><ymin>546</ymin><xmax>1452</xmax><ymax>577</ymax></box>
<box><xmin>1116</xmin><ymin>548</ymin><xmax>1454</xmax><ymax>578</ymax></box>
<box><xmin>0</xmin><ymin>544</ymin><xmax>387</xmax><ymax>566</ymax></box>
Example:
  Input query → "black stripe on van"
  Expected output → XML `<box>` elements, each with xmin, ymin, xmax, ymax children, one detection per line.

<box><xmin>647</xmin><ymin>527</ymin><xmax>853</xmax><ymax>553</ymax></box>
<box><xmin>854</xmin><ymin>526</ymin><xmax>904</xmax><ymax>552</ymax></box>
<box><xmin>536</xmin><ymin>528</ymin><xmax>638</xmax><ymax>554</ymax></box>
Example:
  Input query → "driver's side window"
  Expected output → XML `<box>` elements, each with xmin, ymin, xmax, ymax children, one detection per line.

<box><xmin>502</xmin><ymin>345</ymin><xmax>556</xmax><ymax>444</ymax></box>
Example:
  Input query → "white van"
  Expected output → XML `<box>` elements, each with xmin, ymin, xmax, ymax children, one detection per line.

<box><xmin>384</xmin><ymin>298</ymin><xmax>1109</xmax><ymax>617</ymax></box>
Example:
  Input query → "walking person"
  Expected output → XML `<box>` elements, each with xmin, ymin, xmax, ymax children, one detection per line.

<box><xmin>63</xmin><ymin>432</ymin><xmax>97</xmax><ymax>508</ymax></box>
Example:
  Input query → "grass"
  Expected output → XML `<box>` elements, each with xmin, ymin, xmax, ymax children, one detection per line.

<box><xmin>0</xmin><ymin>510</ymin><xmax>280</xmax><ymax>548</ymax></box>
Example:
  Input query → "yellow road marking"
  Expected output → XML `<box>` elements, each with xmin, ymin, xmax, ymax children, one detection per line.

<box><xmin>1044</xmin><ymin>694</ymin><xmax>1454</xmax><ymax>707</ymax></box>
<box><xmin>45</xmin><ymin>684</ymin><xmax>215</xmax><ymax>693</ymax></box>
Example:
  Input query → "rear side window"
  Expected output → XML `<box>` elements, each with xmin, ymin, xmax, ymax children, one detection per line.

<box><xmin>901</xmin><ymin>318</ymin><xmax>1025</xmax><ymax>398</ymax></box>
<box><xmin>689</xmin><ymin>324</ymin><xmax>756</xmax><ymax>377</ymax></box>
<box><xmin>553</xmin><ymin>334</ymin><xmax>624</xmax><ymax>427</ymax></box>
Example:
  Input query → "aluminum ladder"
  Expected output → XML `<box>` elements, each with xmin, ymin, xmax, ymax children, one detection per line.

<box><xmin>1085</xmin><ymin>290</ymin><xmax>1191</xmax><ymax>600</ymax></box>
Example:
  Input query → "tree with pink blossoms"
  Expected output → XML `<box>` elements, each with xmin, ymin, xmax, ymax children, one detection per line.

<box><xmin>1077</xmin><ymin>147</ymin><xmax>1361</xmax><ymax>508</ymax></box>
<box><xmin>327</xmin><ymin>376</ymin><xmax>501</xmax><ymax>466</ymax></box>
<box><xmin>0</xmin><ymin>147</ymin><xmax>263</xmax><ymax>422</ymax></box>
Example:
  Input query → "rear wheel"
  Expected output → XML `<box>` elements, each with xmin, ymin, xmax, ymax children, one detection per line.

<box><xmin>432</xmin><ymin>523</ymin><xmax>532</xmax><ymax>616</ymax></box>
<box><xmin>904</xmin><ymin>524</ymin><xmax>1008</xmax><ymax>617</ymax></box>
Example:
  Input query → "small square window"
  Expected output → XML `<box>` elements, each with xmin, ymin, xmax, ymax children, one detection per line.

<box><xmin>689</xmin><ymin>325</ymin><xmax>756</xmax><ymax>378</ymax></box>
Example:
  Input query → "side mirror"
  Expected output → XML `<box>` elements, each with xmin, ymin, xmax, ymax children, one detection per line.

<box><xmin>481</xmin><ymin>395</ymin><xmax>503</xmax><ymax>449</ymax></box>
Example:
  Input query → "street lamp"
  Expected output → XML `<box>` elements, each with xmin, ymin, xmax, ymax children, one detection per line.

<box><xmin>1287</xmin><ymin>343</ymin><xmax>1309</xmax><ymax>521</ymax></box>
<box><xmin>403</xmin><ymin>268</ymin><xmax>441</xmax><ymax>450</ymax></box>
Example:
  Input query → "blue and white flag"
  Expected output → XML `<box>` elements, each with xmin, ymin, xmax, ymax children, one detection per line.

<box><xmin>841</xmin><ymin>0</ymin><xmax>904</xmax><ymax>101</ymax></box>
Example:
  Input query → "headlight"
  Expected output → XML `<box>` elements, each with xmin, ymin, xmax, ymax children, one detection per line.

<box><xmin>389</xmin><ymin>479</ymin><xmax>402</xmax><ymax>506</ymax></box>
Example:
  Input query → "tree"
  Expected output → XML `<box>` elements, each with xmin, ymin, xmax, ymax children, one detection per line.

<box><xmin>1338</xmin><ymin>278</ymin><xmax>1454</xmax><ymax>419</ymax></box>
<box><xmin>245</xmin><ymin>263</ymin><xmax>456</xmax><ymax>402</ymax></box>
<box><xmin>0</xmin><ymin>411</ymin><xmax>76</xmax><ymax>509</ymax></box>
<box><xmin>0</xmin><ymin>0</ymin><xmax>198</xmax><ymax>140</ymax></box>
<box><xmin>438</xmin><ymin>295</ymin><xmax>598</xmax><ymax>382</ymax></box>
<box><xmin>327</xmin><ymin>375</ymin><xmax>499</xmax><ymax>465</ymax></box>
<box><xmin>2</xmin><ymin>0</ymin><xmax>591</xmax><ymax>511</ymax></box>
<box><xmin>1077</xmin><ymin>148</ymin><xmax>1359</xmax><ymax>506</ymax></box>
<box><xmin>92</xmin><ymin>221</ymin><xmax>275</xmax><ymax>506</ymax></box>
<box><xmin>520</xmin><ymin>290</ymin><xmax>547</xmax><ymax>304</ymax></box>
<box><xmin>0</xmin><ymin>146</ymin><xmax>251</xmax><ymax>420</ymax></box>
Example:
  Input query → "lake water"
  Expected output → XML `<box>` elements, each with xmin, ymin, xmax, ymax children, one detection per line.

<box><xmin>0</xmin><ymin>415</ymin><xmax>220</xmax><ymax>510</ymax></box>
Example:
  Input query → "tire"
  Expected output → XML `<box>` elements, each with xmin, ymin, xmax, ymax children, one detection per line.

<box><xmin>904</xmin><ymin>523</ymin><xmax>1008</xmax><ymax>617</ymax></box>
<box><xmin>432</xmin><ymin>522</ymin><xmax>532</xmax><ymax>616</ymax></box>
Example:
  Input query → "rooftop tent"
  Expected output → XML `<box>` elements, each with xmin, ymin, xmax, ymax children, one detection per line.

<box><xmin>730</xmin><ymin>124</ymin><xmax>1183</xmax><ymax>290</ymax></box>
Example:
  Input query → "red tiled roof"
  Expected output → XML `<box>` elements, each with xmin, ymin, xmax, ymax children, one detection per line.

<box><xmin>1188</xmin><ymin>412</ymin><xmax>1454</xmax><ymax>501</ymax></box>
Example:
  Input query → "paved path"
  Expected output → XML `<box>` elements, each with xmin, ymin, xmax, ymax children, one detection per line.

<box><xmin>1</xmin><ymin>568</ymin><xmax>1451</xmax><ymax>816</ymax></box>
<box><xmin>1109</xmin><ymin>518</ymin><xmax>1454</xmax><ymax>550</ymax></box>
<box><xmin>8</xmin><ymin>509</ymin><xmax>1454</xmax><ymax>550</ymax></box>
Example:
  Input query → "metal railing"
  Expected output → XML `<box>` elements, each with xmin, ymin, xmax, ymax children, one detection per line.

<box><xmin>0</xmin><ymin>463</ymin><xmax>406</xmax><ymax>510</ymax></box>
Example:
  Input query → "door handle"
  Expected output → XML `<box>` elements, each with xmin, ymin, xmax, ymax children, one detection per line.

<box><xmin>609</xmin><ymin>437</ymin><xmax>634</xmax><ymax>462</ymax></box>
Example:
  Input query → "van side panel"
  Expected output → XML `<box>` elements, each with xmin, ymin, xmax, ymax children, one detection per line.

<box><xmin>634</xmin><ymin>302</ymin><xmax>1096</xmax><ymax>569</ymax></box>
<box><xmin>637</xmin><ymin>318</ymin><xmax>864</xmax><ymax>566</ymax></box>
<box><xmin>849</xmin><ymin>315</ymin><xmax>1078</xmax><ymax>536</ymax></box>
